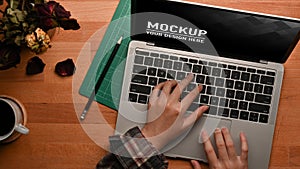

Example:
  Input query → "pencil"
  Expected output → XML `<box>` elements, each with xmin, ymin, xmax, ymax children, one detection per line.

<box><xmin>80</xmin><ymin>36</ymin><xmax>123</xmax><ymax>121</ymax></box>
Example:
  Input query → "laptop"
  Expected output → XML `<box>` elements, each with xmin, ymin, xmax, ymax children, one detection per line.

<box><xmin>115</xmin><ymin>0</ymin><xmax>300</xmax><ymax>168</ymax></box>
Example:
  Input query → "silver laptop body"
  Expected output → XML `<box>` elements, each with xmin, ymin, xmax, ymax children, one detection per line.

<box><xmin>115</xmin><ymin>0</ymin><xmax>300</xmax><ymax>168</ymax></box>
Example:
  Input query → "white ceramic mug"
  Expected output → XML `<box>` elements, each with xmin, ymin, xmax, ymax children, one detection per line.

<box><xmin>0</xmin><ymin>96</ymin><xmax>29</xmax><ymax>142</ymax></box>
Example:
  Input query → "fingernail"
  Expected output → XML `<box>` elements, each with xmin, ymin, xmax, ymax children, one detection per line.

<box><xmin>215</xmin><ymin>128</ymin><xmax>221</xmax><ymax>132</ymax></box>
<box><xmin>221</xmin><ymin>127</ymin><xmax>227</xmax><ymax>132</ymax></box>
<box><xmin>201</xmin><ymin>130</ymin><xmax>209</xmax><ymax>141</ymax></box>
<box><xmin>198</xmin><ymin>85</ymin><xmax>203</xmax><ymax>91</ymax></box>
<box><xmin>200</xmin><ymin>105</ymin><xmax>209</xmax><ymax>112</ymax></box>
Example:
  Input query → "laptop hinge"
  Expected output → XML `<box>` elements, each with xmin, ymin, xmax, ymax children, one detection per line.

<box><xmin>146</xmin><ymin>42</ymin><xmax>155</xmax><ymax>46</ymax></box>
<box><xmin>259</xmin><ymin>60</ymin><xmax>268</xmax><ymax>64</ymax></box>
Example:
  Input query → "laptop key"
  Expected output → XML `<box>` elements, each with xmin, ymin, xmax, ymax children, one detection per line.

<box><xmin>219</xmin><ymin>98</ymin><xmax>229</xmax><ymax>107</ymax></box>
<box><xmin>257</xmin><ymin>70</ymin><xmax>266</xmax><ymax>75</ymax></box>
<box><xmin>173</xmin><ymin>62</ymin><xmax>183</xmax><ymax>70</ymax></box>
<box><xmin>249</xmin><ymin>112</ymin><xmax>259</xmax><ymax>122</ymax></box>
<box><xmin>215</xmin><ymin>78</ymin><xmax>225</xmax><ymax>87</ymax></box>
<box><xmin>136</xmin><ymin>50</ymin><xmax>149</xmax><ymax>56</ymax></box>
<box><xmin>180</xmin><ymin>57</ymin><xmax>188</xmax><ymax>62</ymax></box>
<box><xmin>212</xmin><ymin>67</ymin><xmax>221</xmax><ymax>77</ymax></box>
<box><xmin>159</xmin><ymin>78</ymin><xmax>168</xmax><ymax>84</ymax></box>
<box><xmin>216</xmin><ymin>88</ymin><xmax>226</xmax><ymax>97</ymax></box>
<box><xmin>218</xmin><ymin>108</ymin><xmax>229</xmax><ymax>117</ymax></box>
<box><xmin>189</xmin><ymin>59</ymin><xmax>198</xmax><ymax>64</ymax></box>
<box><xmin>154</xmin><ymin>58</ymin><xmax>163</xmax><ymax>67</ymax></box>
<box><xmin>147</xmin><ymin>68</ymin><xmax>157</xmax><ymax>76</ymax></box>
<box><xmin>267</xmin><ymin>71</ymin><xmax>276</xmax><ymax>76</ymax></box>
<box><xmin>230</xmin><ymin>109</ymin><xmax>239</xmax><ymax>119</ymax></box>
<box><xmin>247</xmin><ymin>68</ymin><xmax>256</xmax><ymax>73</ymax></box>
<box><xmin>240</xmin><ymin>111</ymin><xmax>249</xmax><ymax>120</ymax></box>
<box><xmin>131</xmin><ymin>74</ymin><xmax>148</xmax><ymax>84</ymax></box>
<box><xmin>129</xmin><ymin>93</ymin><xmax>138</xmax><ymax>102</ymax></box>
<box><xmin>200</xmin><ymin>95</ymin><xmax>209</xmax><ymax>104</ymax></box>
<box><xmin>264</xmin><ymin>86</ymin><xmax>273</xmax><ymax>95</ymax></box>
<box><xmin>183</xmin><ymin>63</ymin><xmax>192</xmax><ymax>72</ymax></box>
<box><xmin>228</xmin><ymin>65</ymin><xmax>236</xmax><ymax>70</ymax></box>
<box><xmin>196</xmin><ymin>75</ymin><xmax>205</xmax><ymax>84</ymax></box>
<box><xmin>170</xmin><ymin>55</ymin><xmax>178</xmax><ymax>60</ymax></box>
<box><xmin>150</xmin><ymin>52</ymin><xmax>159</xmax><ymax>57</ymax></box>
<box><xmin>235</xmin><ymin>91</ymin><xmax>245</xmax><ymax>100</ymax></box>
<box><xmin>225</xmin><ymin>79</ymin><xmax>234</xmax><ymax>88</ymax></box>
<box><xmin>231</xmin><ymin>71</ymin><xmax>241</xmax><ymax>80</ymax></box>
<box><xmin>234</xmin><ymin>81</ymin><xmax>244</xmax><ymax>90</ymax></box>
<box><xmin>249</xmin><ymin>103</ymin><xmax>270</xmax><ymax>114</ymax></box>
<box><xmin>241</xmin><ymin>72</ymin><xmax>250</xmax><ymax>81</ymax></box>
<box><xmin>229</xmin><ymin>100</ymin><xmax>238</xmax><ymax>109</ymax></box>
<box><xmin>133</xmin><ymin>65</ymin><xmax>147</xmax><ymax>74</ymax></box>
<box><xmin>160</xmin><ymin>54</ymin><xmax>169</xmax><ymax>59</ymax></box>
<box><xmin>208</xmin><ymin>106</ymin><xmax>218</xmax><ymax>115</ymax></box>
<box><xmin>239</xmin><ymin>101</ymin><xmax>248</xmax><ymax>110</ymax></box>
<box><xmin>259</xmin><ymin>114</ymin><xmax>269</xmax><ymax>123</ymax></box>
<box><xmin>144</xmin><ymin>57</ymin><xmax>154</xmax><ymax>66</ymax></box>
<box><xmin>238</xmin><ymin>67</ymin><xmax>247</xmax><ymax>71</ymax></box>
<box><xmin>250</xmin><ymin>74</ymin><xmax>260</xmax><ymax>83</ymax></box>
<box><xmin>192</xmin><ymin>65</ymin><xmax>202</xmax><ymax>73</ymax></box>
<box><xmin>187</xmin><ymin>83</ymin><xmax>196</xmax><ymax>92</ymax></box>
<box><xmin>260</xmin><ymin>76</ymin><xmax>275</xmax><ymax>85</ymax></box>
<box><xmin>210</xmin><ymin>96</ymin><xmax>219</xmax><ymax>106</ymax></box>
<box><xmin>205</xmin><ymin>77</ymin><xmax>215</xmax><ymax>85</ymax></box>
<box><xmin>206</xmin><ymin>86</ymin><xmax>216</xmax><ymax>95</ymax></box>
<box><xmin>254</xmin><ymin>84</ymin><xmax>263</xmax><ymax>93</ymax></box>
<box><xmin>148</xmin><ymin>77</ymin><xmax>158</xmax><ymax>86</ymax></box>
<box><xmin>138</xmin><ymin>95</ymin><xmax>148</xmax><ymax>104</ymax></box>
<box><xmin>202</xmin><ymin>66</ymin><xmax>212</xmax><ymax>75</ymax></box>
<box><xmin>226</xmin><ymin>89</ymin><xmax>235</xmax><ymax>98</ymax></box>
<box><xmin>157</xmin><ymin>69</ymin><xmax>166</xmax><ymax>78</ymax></box>
<box><xmin>244</xmin><ymin>83</ymin><xmax>254</xmax><ymax>91</ymax></box>
<box><xmin>167</xmin><ymin>70</ymin><xmax>176</xmax><ymax>79</ymax></box>
<box><xmin>130</xmin><ymin>84</ymin><xmax>151</xmax><ymax>95</ymax></box>
<box><xmin>176</xmin><ymin>72</ymin><xmax>186</xmax><ymax>80</ymax></box>
<box><xmin>163</xmin><ymin>60</ymin><xmax>173</xmax><ymax>69</ymax></box>
<box><xmin>218</xmin><ymin>63</ymin><xmax>227</xmax><ymax>68</ymax></box>
<box><xmin>245</xmin><ymin>92</ymin><xmax>254</xmax><ymax>101</ymax></box>
<box><xmin>208</xmin><ymin>62</ymin><xmax>218</xmax><ymax>67</ymax></box>
<box><xmin>221</xmin><ymin>69</ymin><xmax>231</xmax><ymax>78</ymax></box>
<box><xmin>255</xmin><ymin>94</ymin><xmax>272</xmax><ymax>104</ymax></box>
<box><xmin>134</xmin><ymin>55</ymin><xmax>144</xmax><ymax>64</ymax></box>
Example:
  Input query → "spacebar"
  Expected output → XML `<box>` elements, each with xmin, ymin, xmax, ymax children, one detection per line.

<box><xmin>249</xmin><ymin>103</ymin><xmax>270</xmax><ymax>114</ymax></box>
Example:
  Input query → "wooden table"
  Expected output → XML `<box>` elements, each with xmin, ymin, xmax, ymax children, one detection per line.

<box><xmin>0</xmin><ymin>0</ymin><xmax>299</xmax><ymax>168</ymax></box>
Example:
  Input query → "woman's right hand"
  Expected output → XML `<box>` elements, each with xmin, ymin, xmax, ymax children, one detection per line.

<box><xmin>191</xmin><ymin>128</ymin><xmax>248</xmax><ymax>169</ymax></box>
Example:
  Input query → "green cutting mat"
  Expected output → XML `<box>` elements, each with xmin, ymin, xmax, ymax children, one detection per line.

<box><xmin>79</xmin><ymin>0</ymin><xmax>131</xmax><ymax>110</ymax></box>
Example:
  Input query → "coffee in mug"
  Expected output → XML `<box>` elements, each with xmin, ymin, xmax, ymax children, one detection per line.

<box><xmin>0</xmin><ymin>96</ymin><xmax>29</xmax><ymax>143</ymax></box>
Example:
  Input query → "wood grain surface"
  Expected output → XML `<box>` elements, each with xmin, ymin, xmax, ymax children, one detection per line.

<box><xmin>0</xmin><ymin>0</ymin><xmax>299</xmax><ymax>169</ymax></box>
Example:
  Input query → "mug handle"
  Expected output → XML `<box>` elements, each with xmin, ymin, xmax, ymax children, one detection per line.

<box><xmin>15</xmin><ymin>124</ymin><xmax>29</xmax><ymax>135</ymax></box>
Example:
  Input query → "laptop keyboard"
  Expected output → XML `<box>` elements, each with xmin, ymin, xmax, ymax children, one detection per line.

<box><xmin>128</xmin><ymin>48</ymin><xmax>276</xmax><ymax>124</ymax></box>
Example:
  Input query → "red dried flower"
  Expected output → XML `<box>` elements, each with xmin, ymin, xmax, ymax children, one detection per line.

<box><xmin>55</xmin><ymin>58</ymin><xmax>76</xmax><ymax>77</ymax></box>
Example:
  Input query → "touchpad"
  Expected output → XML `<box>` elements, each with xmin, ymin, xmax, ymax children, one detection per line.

<box><xmin>198</xmin><ymin>117</ymin><xmax>232</xmax><ymax>144</ymax></box>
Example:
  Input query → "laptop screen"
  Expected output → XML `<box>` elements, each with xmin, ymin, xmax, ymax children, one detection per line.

<box><xmin>131</xmin><ymin>0</ymin><xmax>300</xmax><ymax>63</ymax></box>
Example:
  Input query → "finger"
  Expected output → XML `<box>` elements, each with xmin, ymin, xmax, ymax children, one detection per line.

<box><xmin>161</xmin><ymin>80</ymin><xmax>178</xmax><ymax>97</ymax></box>
<box><xmin>240</xmin><ymin>132</ymin><xmax>248</xmax><ymax>161</ymax></box>
<box><xmin>183</xmin><ymin>106</ymin><xmax>208</xmax><ymax>129</ymax></box>
<box><xmin>202</xmin><ymin>130</ymin><xmax>218</xmax><ymax>164</ymax></box>
<box><xmin>171</xmin><ymin>73</ymin><xmax>194</xmax><ymax>100</ymax></box>
<box><xmin>191</xmin><ymin>160</ymin><xmax>202</xmax><ymax>169</ymax></box>
<box><xmin>149</xmin><ymin>82</ymin><xmax>166</xmax><ymax>104</ymax></box>
<box><xmin>214</xmin><ymin>128</ymin><xmax>229</xmax><ymax>160</ymax></box>
<box><xmin>180</xmin><ymin>85</ymin><xmax>202</xmax><ymax>113</ymax></box>
<box><xmin>221</xmin><ymin>127</ymin><xmax>237</xmax><ymax>159</ymax></box>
